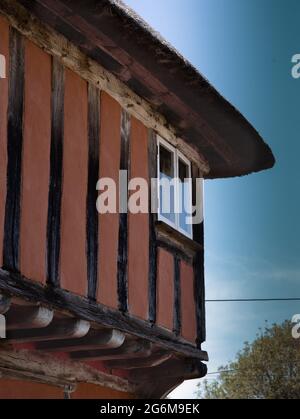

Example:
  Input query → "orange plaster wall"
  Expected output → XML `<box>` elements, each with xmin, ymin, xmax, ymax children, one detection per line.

<box><xmin>181</xmin><ymin>260</ymin><xmax>197</xmax><ymax>344</ymax></box>
<box><xmin>60</xmin><ymin>69</ymin><xmax>88</xmax><ymax>296</ymax></box>
<box><xmin>20</xmin><ymin>40</ymin><xmax>51</xmax><ymax>283</ymax></box>
<box><xmin>0</xmin><ymin>21</ymin><xmax>198</xmax><ymax>348</ymax></box>
<box><xmin>156</xmin><ymin>248</ymin><xmax>174</xmax><ymax>331</ymax></box>
<box><xmin>0</xmin><ymin>379</ymin><xmax>133</xmax><ymax>399</ymax></box>
<box><xmin>0</xmin><ymin>16</ymin><xmax>9</xmax><ymax>267</ymax></box>
<box><xmin>97</xmin><ymin>92</ymin><xmax>121</xmax><ymax>308</ymax></box>
<box><xmin>0</xmin><ymin>379</ymin><xmax>63</xmax><ymax>399</ymax></box>
<box><xmin>128</xmin><ymin>117</ymin><xmax>149</xmax><ymax>320</ymax></box>
<box><xmin>72</xmin><ymin>383</ymin><xmax>134</xmax><ymax>399</ymax></box>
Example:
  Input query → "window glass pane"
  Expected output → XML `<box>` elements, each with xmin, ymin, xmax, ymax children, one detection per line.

<box><xmin>159</xmin><ymin>145</ymin><xmax>175</xmax><ymax>224</ymax></box>
<box><xmin>178</xmin><ymin>158</ymin><xmax>192</xmax><ymax>236</ymax></box>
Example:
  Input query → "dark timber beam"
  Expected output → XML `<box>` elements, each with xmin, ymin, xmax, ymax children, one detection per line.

<box><xmin>87</xmin><ymin>83</ymin><xmax>100</xmax><ymax>301</ymax></box>
<box><xmin>35</xmin><ymin>328</ymin><xmax>125</xmax><ymax>352</ymax></box>
<box><xmin>105</xmin><ymin>351</ymin><xmax>172</xmax><ymax>370</ymax></box>
<box><xmin>0</xmin><ymin>269</ymin><xmax>208</xmax><ymax>361</ymax></box>
<box><xmin>148</xmin><ymin>129</ymin><xmax>157</xmax><ymax>323</ymax></box>
<box><xmin>129</xmin><ymin>358</ymin><xmax>207</xmax><ymax>383</ymax></box>
<box><xmin>3</xmin><ymin>27</ymin><xmax>24</xmax><ymax>272</ymax></box>
<box><xmin>173</xmin><ymin>255</ymin><xmax>181</xmax><ymax>336</ymax></box>
<box><xmin>194</xmin><ymin>251</ymin><xmax>205</xmax><ymax>347</ymax></box>
<box><xmin>5</xmin><ymin>305</ymin><xmax>53</xmax><ymax>330</ymax></box>
<box><xmin>71</xmin><ymin>340</ymin><xmax>151</xmax><ymax>361</ymax></box>
<box><xmin>117</xmin><ymin>109</ymin><xmax>130</xmax><ymax>313</ymax></box>
<box><xmin>46</xmin><ymin>57</ymin><xmax>64</xmax><ymax>287</ymax></box>
<box><xmin>192</xmin><ymin>164</ymin><xmax>206</xmax><ymax>346</ymax></box>
<box><xmin>6</xmin><ymin>318</ymin><xmax>90</xmax><ymax>343</ymax></box>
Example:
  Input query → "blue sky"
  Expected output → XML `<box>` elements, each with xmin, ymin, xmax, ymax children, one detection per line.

<box><xmin>124</xmin><ymin>0</ymin><xmax>300</xmax><ymax>398</ymax></box>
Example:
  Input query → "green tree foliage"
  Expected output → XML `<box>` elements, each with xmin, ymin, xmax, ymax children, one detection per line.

<box><xmin>197</xmin><ymin>321</ymin><xmax>300</xmax><ymax>399</ymax></box>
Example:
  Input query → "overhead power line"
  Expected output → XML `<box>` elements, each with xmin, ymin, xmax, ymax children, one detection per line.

<box><xmin>205</xmin><ymin>359</ymin><xmax>300</xmax><ymax>376</ymax></box>
<box><xmin>206</xmin><ymin>370</ymin><xmax>235</xmax><ymax>376</ymax></box>
<box><xmin>206</xmin><ymin>298</ymin><xmax>300</xmax><ymax>303</ymax></box>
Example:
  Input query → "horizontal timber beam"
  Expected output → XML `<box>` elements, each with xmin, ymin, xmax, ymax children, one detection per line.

<box><xmin>0</xmin><ymin>348</ymin><xmax>135</xmax><ymax>394</ymax></box>
<box><xmin>0</xmin><ymin>365</ymin><xmax>75</xmax><ymax>389</ymax></box>
<box><xmin>0</xmin><ymin>269</ymin><xmax>208</xmax><ymax>361</ymax></box>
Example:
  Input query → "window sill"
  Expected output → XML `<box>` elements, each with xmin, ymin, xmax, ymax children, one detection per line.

<box><xmin>155</xmin><ymin>221</ymin><xmax>203</xmax><ymax>258</ymax></box>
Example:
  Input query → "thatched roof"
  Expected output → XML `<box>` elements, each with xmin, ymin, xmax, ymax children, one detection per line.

<box><xmin>20</xmin><ymin>0</ymin><xmax>275</xmax><ymax>178</ymax></box>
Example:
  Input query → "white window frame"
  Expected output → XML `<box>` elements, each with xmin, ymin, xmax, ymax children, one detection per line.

<box><xmin>157</xmin><ymin>135</ymin><xmax>193</xmax><ymax>239</ymax></box>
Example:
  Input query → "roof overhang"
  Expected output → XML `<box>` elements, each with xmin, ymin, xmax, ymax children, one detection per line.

<box><xmin>17</xmin><ymin>0</ymin><xmax>275</xmax><ymax>178</ymax></box>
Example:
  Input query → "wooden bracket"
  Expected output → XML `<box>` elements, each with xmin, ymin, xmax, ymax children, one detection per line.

<box><xmin>105</xmin><ymin>351</ymin><xmax>172</xmax><ymax>370</ymax></box>
<box><xmin>6</xmin><ymin>318</ymin><xmax>90</xmax><ymax>343</ymax></box>
<box><xmin>71</xmin><ymin>339</ymin><xmax>152</xmax><ymax>361</ymax></box>
<box><xmin>130</xmin><ymin>358</ymin><xmax>207</xmax><ymax>399</ymax></box>
<box><xmin>35</xmin><ymin>328</ymin><xmax>125</xmax><ymax>352</ymax></box>
<box><xmin>129</xmin><ymin>357</ymin><xmax>207</xmax><ymax>382</ymax></box>
<box><xmin>6</xmin><ymin>305</ymin><xmax>54</xmax><ymax>330</ymax></box>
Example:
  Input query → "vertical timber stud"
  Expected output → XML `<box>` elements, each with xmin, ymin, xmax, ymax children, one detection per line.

<box><xmin>173</xmin><ymin>255</ymin><xmax>181</xmax><ymax>336</ymax></box>
<box><xmin>87</xmin><ymin>84</ymin><xmax>100</xmax><ymax>300</ymax></box>
<box><xmin>192</xmin><ymin>163</ymin><xmax>206</xmax><ymax>346</ymax></box>
<box><xmin>117</xmin><ymin>110</ymin><xmax>130</xmax><ymax>312</ymax></box>
<box><xmin>3</xmin><ymin>28</ymin><xmax>24</xmax><ymax>272</ymax></box>
<box><xmin>46</xmin><ymin>58</ymin><xmax>64</xmax><ymax>287</ymax></box>
<box><xmin>148</xmin><ymin>130</ymin><xmax>158</xmax><ymax>323</ymax></box>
